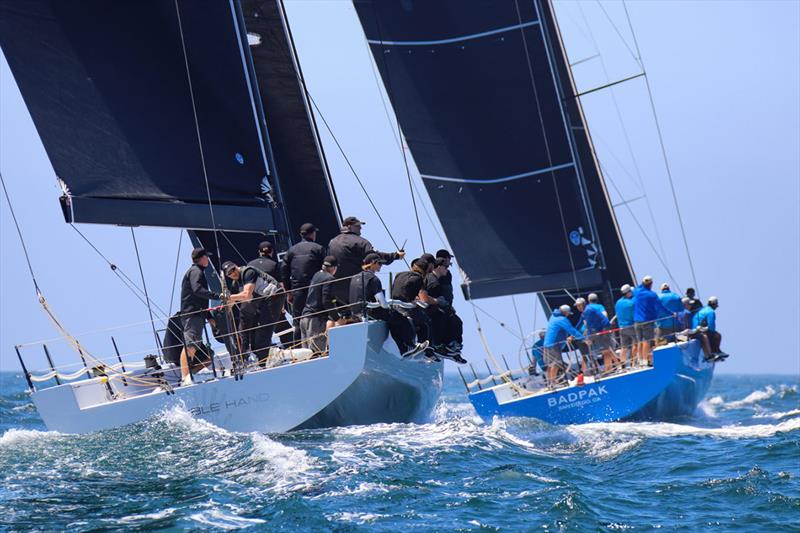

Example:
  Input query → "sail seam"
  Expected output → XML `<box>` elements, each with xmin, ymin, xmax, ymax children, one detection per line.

<box><xmin>421</xmin><ymin>162</ymin><xmax>574</xmax><ymax>184</ymax></box>
<box><xmin>366</xmin><ymin>20</ymin><xmax>540</xmax><ymax>47</ymax></box>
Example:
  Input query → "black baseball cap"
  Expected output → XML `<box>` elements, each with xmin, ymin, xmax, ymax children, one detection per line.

<box><xmin>221</xmin><ymin>261</ymin><xmax>238</xmax><ymax>275</ymax></box>
<box><xmin>436</xmin><ymin>249</ymin><xmax>453</xmax><ymax>259</ymax></box>
<box><xmin>413</xmin><ymin>257</ymin><xmax>430</xmax><ymax>272</ymax></box>
<box><xmin>258</xmin><ymin>240</ymin><xmax>274</xmax><ymax>253</ymax></box>
<box><xmin>323</xmin><ymin>255</ymin><xmax>338</xmax><ymax>267</ymax></box>
<box><xmin>420</xmin><ymin>252</ymin><xmax>435</xmax><ymax>264</ymax></box>
<box><xmin>191</xmin><ymin>248</ymin><xmax>211</xmax><ymax>262</ymax></box>
<box><xmin>300</xmin><ymin>222</ymin><xmax>318</xmax><ymax>235</ymax></box>
<box><xmin>342</xmin><ymin>216</ymin><xmax>365</xmax><ymax>226</ymax></box>
<box><xmin>363</xmin><ymin>252</ymin><xmax>382</xmax><ymax>265</ymax></box>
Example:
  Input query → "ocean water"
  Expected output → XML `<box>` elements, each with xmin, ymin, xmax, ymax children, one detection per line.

<box><xmin>0</xmin><ymin>372</ymin><xmax>798</xmax><ymax>531</ymax></box>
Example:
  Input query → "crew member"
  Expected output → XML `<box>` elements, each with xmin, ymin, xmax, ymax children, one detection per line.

<box><xmin>434</xmin><ymin>249</ymin><xmax>455</xmax><ymax>305</ymax></box>
<box><xmin>657</xmin><ymin>283</ymin><xmax>683</xmax><ymax>340</ymax></box>
<box><xmin>685</xmin><ymin>287</ymin><xmax>703</xmax><ymax>312</ymax></box>
<box><xmin>530</xmin><ymin>330</ymin><xmax>546</xmax><ymax>374</ymax></box>
<box><xmin>679</xmin><ymin>297</ymin><xmax>713</xmax><ymax>358</ymax></box>
<box><xmin>693</xmin><ymin>296</ymin><xmax>726</xmax><ymax>358</ymax></box>
<box><xmin>576</xmin><ymin>294</ymin><xmax>619</xmax><ymax>371</ymax></box>
<box><xmin>633</xmin><ymin>275</ymin><xmax>671</xmax><ymax>365</ymax></box>
<box><xmin>178</xmin><ymin>248</ymin><xmax>220</xmax><ymax>386</ymax></box>
<box><xmin>350</xmin><ymin>253</ymin><xmax>426</xmax><ymax>357</ymax></box>
<box><xmin>281</xmin><ymin>223</ymin><xmax>325</xmax><ymax>329</ymax></box>
<box><xmin>426</xmin><ymin>257</ymin><xmax>465</xmax><ymax>362</ymax></box>
<box><xmin>248</xmin><ymin>241</ymin><xmax>285</xmax><ymax>360</ymax></box>
<box><xmin>543</xmin><ymin>305</ymin><xmax>584</xmax><ymax>386</ymax></box>
<box><xmin>614</xmin><ymin>284</ymin><xmax>636</xmax><ymax>365</ymax></box>
<box><xmin>391</xmin><ymin>258</ymin><xmax>435</xmax><ymax>357</ymax></box>
<box><xmin>328</xmin><ymin>216</ymin><xmax>404</xmax><ymax>309</ymax></box>
<box><xmin>300</xmin><ymin>256</ymin><xmax>341</xmax><ymax>354</ymax></box>
<box><xmin>222</xmin><ymin>261</ymin><xmax>277</xmax><ymax>364</ymax></box>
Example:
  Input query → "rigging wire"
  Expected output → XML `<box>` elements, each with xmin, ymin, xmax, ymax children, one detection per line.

<box><xmin>0</xmin><ymin>171</ymin><xmax>40</xmax><ymax>293</ymax></box>
<box><xmin>514</xmin><ymin>0</ymin><xmax>581</xmax><ymax>292</ymax></box>
<box><xmin>306</xmin><ymin>92</ymin><xmax>406</xmax><ymax>259</ymax></box>
<box><xmin>576</xmin><ymin>1</ymin><xmax>669</xmax><ymax>270</ymax></box>
<box><xmin>130</xmin><ymin>228</ymin><xmax>163</xmax><ymax>355</ymax></box>
<box><xmin>622</xmin><ymin>0</ymin><xmax>699</xmax><ymax>293</ymax></box>
<box><xmin>361</xmin><ymin>38</ymin><xmax>449</xmax><ymax>250</ymax></box>
<box><xmin>173</xmin><ymin>0</ymin><xmax>225</xmax><ymax>282</ymax></box>
<box><xmin>168</xmin><ymin>231</ymin><xmax>184</xmax><ymax>316</ymax></box>
<box><xmin>366</xmin><ymin>6</ymin><xmax>426</xmax><ymax>252</ymax></box>
<box><xmin>69</xmin><ymin>224</ymin><xmax>167</xmax><ymax>314</ymax></box>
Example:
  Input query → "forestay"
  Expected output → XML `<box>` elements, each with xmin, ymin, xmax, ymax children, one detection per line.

<box><xmin>353</xmin><ymin>0</ymin><xmax>634</xmax><ymax>302</ymax></box>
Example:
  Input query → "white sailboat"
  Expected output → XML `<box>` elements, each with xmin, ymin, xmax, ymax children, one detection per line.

<box><xmin>1</xmin><ymin>0</ymin><xmax>443</xmax><ymax>434</ymax></box>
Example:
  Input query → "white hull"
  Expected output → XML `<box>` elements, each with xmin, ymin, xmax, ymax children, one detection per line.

<box><xmin>31</xmin><ymin>321</ymin><xmax>444</xmax><ymax>434</ymax></box>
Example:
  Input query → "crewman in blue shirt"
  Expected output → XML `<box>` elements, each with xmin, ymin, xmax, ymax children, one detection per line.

<box><xmin>530</xmin><ymin>330</ymin><xmax>546</xmax><ymax>374</ymax></box>
<box><xmin>657</xmin><ymin>283</ymin><xmax>683</xmax><ymax>341</ymax></box>
<box><xmin>633</xmin><ymin>275</ymin><xmax>671</xmax><ymax>365</ymax></box>
<box><xmin>614</xmin><ymin>284</ymin><xmax>636</xmax><ymax>366</ymax></box>
<box><xmin>693</xmin><ymin>296</ymin><xmax>726</xmax><ymax>358</ymax></box>
<box><xmin>576</xmin><ymin>294</ymin><xmax>620</xmax><ymax>372</ymax></box>
<box><xmin>679</xmin><ymin>297</ymin><xmax>712</xmax><ymax>358</ymax></box>
<box><xmin>543</xmin><ymin>305</ymin><xmax>584</xmax><ymax>385</ymax></box>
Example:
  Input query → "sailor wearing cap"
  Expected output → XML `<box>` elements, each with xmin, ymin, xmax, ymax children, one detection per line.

<box><xmin>281</xmin><ymin>223</ymin><xmax>326</xmax><ymax>331</ymax></box>
<box><xmin>543</xmin><ymin>305</ymin><xmax>584</xmax><ymax>385</ymax></box>
<box><xmin>391</xmin><ymin>257</ymin><xmax>436</xmax><ymax>358</ymax></box>
<box><xmin>434</xmin><ymin>249</ymin><xmax>455</xmax><ymax>306</ymax></box>
<box><xmin>657</xmin><ymin>282</ymin><xmax>683</xmax><ymax>341</ymax></box>
<box><xmin>350</xmin><ymin>253</ymin><xmax>427</xmax><ymax>357</ymax></box>
<box><xmin>633</xmin><ymin>275</ymin><xmax>671</xmax><ymax>365</ymax></box>
<box><xmin>693</xmin><ymin>296</ymin><xmax>726</xmax><ymax>358</ymax></box>
<box><xmin>300</xmin><ymin>256</ymin><xmax>341</xmax><ymax>354</ymax></box>
<box><xmin>247</xmin><ymin>240</ymin><xmax>286</xmax><ymax>361</ymax></box>
<box><xmin>530</xmin><ymin>329</ymin><xmax>546</xmax><ymax>374</ymax></box>
<box><xmin>425</xmin><ymin>257</ymin><xmax>465</xmax><ymax>362</ymax></box>
<box><xmin>177</xmin><ymin>248</ymin><xmax>220</xmax><ymax>386</ymax></box>
<box><xmin>328</xmin><ymin>216</ymin><xmax>405</xmax><ymax>309</ymax></box>
<box><xmin>222</xmin><ymin>260</ymin><xmax>278</xmax><ymax>364</ymax></box>
<box><xmin>576</xmin><ymin>294</ymin><xmax>619</xmax><ymax>371</ymax></box>
<box><xmin>614</xmin><ymin>284</ymin><xmax>637</xmax><ymax>365</ymax></box>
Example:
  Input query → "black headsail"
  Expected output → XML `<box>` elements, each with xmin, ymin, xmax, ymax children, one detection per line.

<box><xmin>353</xmin><ymin>0</ymin><xmax>634</xmax><ymax>304</ymax></box>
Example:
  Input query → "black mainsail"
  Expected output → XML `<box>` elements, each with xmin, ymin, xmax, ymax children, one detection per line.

<box><xmin>353</xmin><ymin>0</ymin><xmax>634</xmax><ymax>304</ymax></box>
<box><xmin>0</xmin><ymin>0</ymin><xmax>341</xmax><ymax>252</ymax></box>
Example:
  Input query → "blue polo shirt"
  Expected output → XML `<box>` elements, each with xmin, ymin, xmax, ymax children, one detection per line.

<box><xmin>615</xmin><ymin>296</ymin><xmax>635</xmax><ymax>327</ymax></box>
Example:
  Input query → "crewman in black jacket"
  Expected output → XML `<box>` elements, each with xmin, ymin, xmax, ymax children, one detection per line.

<box><xmin>248</xmin><ymin>241</ymin><xmax>285</xmax><ymax>362</ymax></box>
<box><xmin>178</xmin><ymin>248</ymin><xmax>220</xmax><ymax>386</ymax></box>
<box><xmin>328</xmin><ymin>216</ymin><xmax>405</xmax><ymax>310</ymax></box>
<box><xmin>391</xmin><ymin>257</ymin><xmax>435</xmax><ymax>357</ymax></box>
<box><xmin>281</xmin><ymin>223</ymin><xmax>325</xmax><ymax>326</ymax></box>
<box><xmin>300</xmin><ymin>256</ymin><xmax>341</xmax><ymax>354</ymax></box>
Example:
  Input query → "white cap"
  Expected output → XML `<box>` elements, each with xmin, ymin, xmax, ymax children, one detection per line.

<box><xmin>643</xmin><ymin>275</ymin><xmax>653</xmax><ymax>284</ymax></box>
<box><xmin>537</xmin><ymin>329</ymin><xmax>546</xmax><ymax>337</ymax></box>
<box><xmin>661</xmin><ymin>282</ymin><xmax>670</xmax><ymax>291</ymax></box>
<box><xmin>559</xmin><ymin>304</ymin><xmax>572</xmax><ymax>315</ymax></box>
<box><xmin>574</xmin><ymin>297</ymin><xmax>586</xmax><ymax>307</ymax></box>
<box><xmin>708</xmin><ymin>296</ymin><xmax>718</xmax><ymax>305</ymax></box>
<box><xmin>621</xmin><ymin>284</ymin><xmax>632</xmax><ymax>294</ymax></box>
<box><xmin>588</xmin><ymin>293</ymin><xmax>599</xmax><ymax>302</ymax></box>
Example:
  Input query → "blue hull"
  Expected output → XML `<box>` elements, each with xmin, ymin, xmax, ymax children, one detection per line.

<box><xmin>468</xmin><ymin>340</ymin><xmax>715</xmax><ymax>425</ymax></box>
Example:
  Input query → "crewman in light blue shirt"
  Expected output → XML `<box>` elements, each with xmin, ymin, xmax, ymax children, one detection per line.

<box><xmin>576</xmin><ymin>293</ymin><xmax>619</xmax><ymax>371</ymax></box>
<box><xmin>658</xmin><ymin>283</ymin><xmax>683</xmax><ymax>341</ymax></box>
<box><xmin>614</xmin><ymin>284</ymin><xmax>636</xmax><ymax>365</ymax></box>
<box><xmin>693</xmin><ymin>296</ymin><xmax>726</xmax><ymax>358</ymax></box>
<box><xmin>633</xmin><ymin>275</ymin><xmax>672</xmax><ymax>365</ymax></box>
<box><xmin>543</xmin><ymin>305</ymin><xmax>584</xmax><ymax>385</ymax></box>
<box><xmin>530</xmin><ymin>330</ymin><xmax>546</xmax><ymax>374</ymax></box>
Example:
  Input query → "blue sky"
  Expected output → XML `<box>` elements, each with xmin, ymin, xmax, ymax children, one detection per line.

<box><xmin>1</xmin><ymin>0</ymin><xmax>798</xmax><ymax>375</ymax></box>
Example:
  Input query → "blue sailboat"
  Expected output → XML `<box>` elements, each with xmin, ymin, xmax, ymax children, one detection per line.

<box><xmin>353</xmin><ymin>0</ymin><xmax>715</xmax><ymax>424</ymax></box>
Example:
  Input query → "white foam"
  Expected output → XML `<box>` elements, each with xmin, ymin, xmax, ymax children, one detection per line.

<box><xmin>327</xmin><ymin>511</ymin><xmax>386</xmax><ymax>524</ymax></box>
<box><xmin>0</xmin><ymin>428</ymin><xmax>61</xmax><ymax>447</ymax></box>
<box><xmin>156</xmin><ymin>404</ymin><xmax>231</xmax><ymax>437</ymax></box>
<box><xmin>246</xmin><ymin>433</ymin><xmax>320</xmax><ymax>492</ymax></box>
<box><xmin>723</xmin><ymin>384</ymin><xmax>798</xmax><ymax>410</ymax></box>
<box><xmin>189</xmin><ymin>508</ymin><xmax>266</xmax><ymax>530</ymax></box>
<box><xmin>753</xmin><ymin>408</ymin><xmax>800</xmax><ymax>420</ymax></box>
<box><xmin>569</xmin><ymin>417</ymin><xmax>800</xmax><ymax>440</ymax></box>
<box><xmin>119</xmin><ymin>508</ymin><xmax>177</xmax><ymax>523</ymax></box>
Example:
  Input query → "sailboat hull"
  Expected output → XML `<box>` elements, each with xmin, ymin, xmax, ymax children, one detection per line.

<box><xmin>468</xmin><ymin>339</ymin><xmax>714</xmax><ymax>425</ymax></box>
<box><xmin>30</xmin><ymin>321</ymin><xmax>443</xmax><ymax>434</ymax></box>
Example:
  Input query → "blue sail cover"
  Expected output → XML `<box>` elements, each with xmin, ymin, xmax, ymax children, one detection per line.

<box><xmin>0</xmin><ymin>0</ymin><xmax>279</xmax><ymax>232</ymax></box>
<box><xmin>353</xmin><ymin>0</ymin><xmax>634</xmax><ymax>300</ymax></box>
